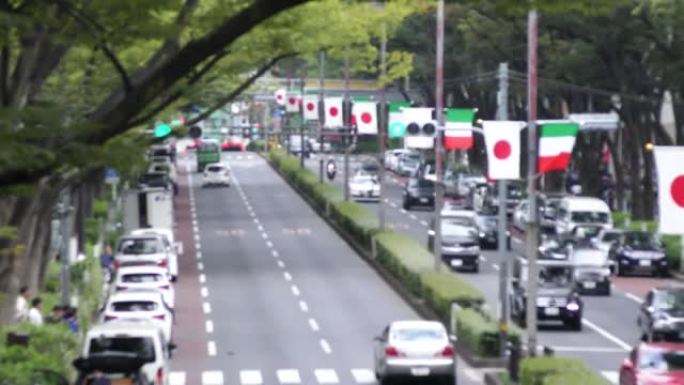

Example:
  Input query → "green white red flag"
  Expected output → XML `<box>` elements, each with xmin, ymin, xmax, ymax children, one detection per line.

<box><xmin>445</xmin><ymin>108</ymin><xmax>475</xmax><ymax>149</ymax></box>
<box><xmin>538</xmin><ymin>122</ymin><xmax>579</xmax><ymax>173</ymax></box>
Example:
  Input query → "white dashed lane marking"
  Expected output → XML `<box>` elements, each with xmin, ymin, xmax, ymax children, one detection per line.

<box><xmin>309</xmin><ymin>318</ymin><xmax>320</xmax><ymax>331</ymax></box>
<box><xmin>319</xmin><ymin>339</ymin><xmax>332</xmax><ymax>354</ymax></box>
<box><xmin>206</xmin><ymin>320</ymin><xmax>214</xmax><ymax>333</ymax></box>
<box><xmin>277</xmin><ymin>369</ymin><xmax>301</xmax><ymax>384</ymax></box>
<box><xmin>207</xmin><ymin>341</ymin><xmax>217</xmax><ymax>356</ymax></box>
<box><xmin>203</xmin><ymin>302</ymin><xmax>212</xmax><ymax>314</ymax></box>
<box><xmin>299</xmin><ymin>300</ymin><xmax>309</xmax><ymax>312</ymax></box>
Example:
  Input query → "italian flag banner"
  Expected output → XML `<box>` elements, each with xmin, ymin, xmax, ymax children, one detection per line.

<box><xmin>538</xmin><ymin>122</ymin><xmax>580</xmax><ymax>173</ymax></box>
<box><xmin>445</xmin><ymin>108</ymin><xmax>475</xmax><ymax>149</ymax></box>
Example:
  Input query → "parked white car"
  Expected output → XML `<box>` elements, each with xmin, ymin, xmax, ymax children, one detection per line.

<box><xmin>130</xmin><ymin>228</ymin><xmax>181</xmax><ymax>281</ymax></box>
<box><xmin>113</xmin><ymin>265</ymin><xmax>175</xmax><ymax>308</ymax></box>
<box><xmin>349</xmin><ymin>172</ymin><xmax>381</xmax><ymax>202</ymax></box>
<box><xmin>82</xmin><ymin>320</ymin><xmax>173</xmax><ymax>385</ymax></box>
<box><xmin>115</xmin><ymin>234</ymin><xmax>174</xmax><ymax>279</ymax></box>
<box><xmin>102</xmin><ymin>289</ymin><xmax>174</xmax><ymax>343</ymax></box>
<box><xmin>202</xmin><ymin>162</ymin><xmax>230</xmax><ymax>187</ymax></box>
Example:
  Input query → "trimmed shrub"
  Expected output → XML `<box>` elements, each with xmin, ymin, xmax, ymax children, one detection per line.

<box><xmin>611</xmin><ymin>211</ymin><xmax>630</xmax><ymax>228</ymax></box>
<box><xmin>520</xmin><ymin>357</ymin><xmax>609</xmax><ymax>385</ymax></box>
<box><xmin>247</xmin><ymin>139</ymin><xmax>265</xmax><ymax>151</ymax></box>
<box><xmin>92</xmin><ymin>199</ymin><xmax>108</xmax><ymax>219</ymax></box>
<box><xmin>662</xmin><ymin>235</ymin><xmax>682</xmax><ymax>271</ymax></box>
<box><xmin>421</xmin><ymin>271</ymin><xmax>485</xmax><ymax>317</ymax></box>
<box><xmin>454</xmin><ymin>308</ymin><xmax>520</xmax><ymax>358</ymax></box>
<box><xmin>330</xmin><ymin>201</ymin><xmax>379</xmax><ymax>248</ymax></box>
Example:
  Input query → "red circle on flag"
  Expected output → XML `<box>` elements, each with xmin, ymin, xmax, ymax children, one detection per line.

<box><xmin>670</xmin><ymin>175</ymin><xmax>684</xmax><ymax>208</ymax></box>
<box><xmin>288</xmin><ymin>97</ymin><xmax>296</xmax><ymax>105</ymax></box>
<box><xmin>361</xmin><ymin>112</ymin><xmax>372</xmax><ymax>124</ymax></box>
<box><xmin>276</xmin><ymin>94</ymin><xmax>283</xmax><ymax>100</ymax></box>
<box><xmin>306</xmin><ymin>102</ymin><xmax>315</xmax><ymax>111</ymax></box>
<box><xmin>493</xmin><ymin>140</ymin><xmax>511</xmax><ymax>160</ymax></box>
<box><xmin>330</xmin><ymin>107</ymin><xmax>339</xmax><ymax>117</ymax></box>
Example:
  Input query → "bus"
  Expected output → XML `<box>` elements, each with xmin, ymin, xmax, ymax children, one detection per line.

<box><xmin>196</xmin><ymin>139</ymin><xmax>220</xmax><ymax>172</ymax></box>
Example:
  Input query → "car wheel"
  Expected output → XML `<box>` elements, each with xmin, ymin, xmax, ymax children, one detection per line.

<box><xmin>402</xmin><ymin>200</ymin><xmax>411</xmax><ymax>210</ymax></box>
<box><xmin>379</xmin><ymin>376</ymin><xmax>392</xmax><ymax>385</ymax></box>
<box><xmin>615</xmin><ymin>263</ymin><xmax>623</xmax><ymax>277</ymax></box>
<box><xmin>570</xmin><ymin>318</ymin><xmax>582</xmax><ymax>331</ymax></box>
<box><xmin>440</xmin><ymin>375</ymin><xmax>456</xmax><ymax>385</ymax></box>
<box><xmin>604</xmin><ymin>285</ymin><xmax>611</xmax><ymax>296</ymax></box>
<box><xmin>473</xmin><ymin>263</ymin><xmax>480</xmax><ymax>273</ymax></box>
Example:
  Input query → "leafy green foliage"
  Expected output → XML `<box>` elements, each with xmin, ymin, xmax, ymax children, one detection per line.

<box><xmin>521</xmin><ymin>357</ymin><xmax>610</xmax><ymax>385</ymax></box>
<box><xmin>454</xmin><ymin>307</ymin><xmax>520</xmax><ymax>358</ymax></box>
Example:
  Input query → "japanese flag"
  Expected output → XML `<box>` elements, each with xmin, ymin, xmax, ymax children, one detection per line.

<box><xmin>324</xmin><ymin>97</ymin><xmax>343</xmax><ymax>128</ymax></box>
<box><xmin>274</xmin><ymin>89</ymin><xmax>286</xmax><ymax>106</ymax></box>
<box><xmin>286</xmin><ymin>92</ymin><xmax>301</xmax><ymax>113</ymax></box>
<box><xmin>654</xmin><ymin>146</ymin><xmax>684</xmax><ymax>234</ymax></box>
<box><xmin>303</xmin><ymin>96</ymin><xmax>319</xmax><ymax>121</ymax></box>
<box><xmin>482</xmin><ymin>121</ymin><xmax>525</xmax><ymax>180</ymax></box>
<box><xmin>352</xmin><ymin>102</ymin><xmax>378</xmax><ymax>134</ymax></box>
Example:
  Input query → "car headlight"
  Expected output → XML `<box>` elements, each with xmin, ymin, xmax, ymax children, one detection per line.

<box><xmin>566</xmin><ymin>302</ymin><xmax>580</xmax><ymax>312</ymax></box>
<box><xmin>479</xmin><ymin>232</ymin><xmax>486</xmax><ymax>238</ymax></box>
<box><xmin>467</xmin><ymin>245</ymin><xmax>480</xmax><ymax>251</ymax></box>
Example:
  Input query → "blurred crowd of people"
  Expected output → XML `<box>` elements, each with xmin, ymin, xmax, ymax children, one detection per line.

<box><xmin>14</xmin><ymin>285</ymin><xmax>79</xmax><ymax>333</ymax></box>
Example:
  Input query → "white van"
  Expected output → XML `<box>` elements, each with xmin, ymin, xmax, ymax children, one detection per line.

<box><xmin>82</xmin><ymin>321</ymin><xmax>174</xmax><ymax>385</ymax></box>
<box><xmin>555</xmin><ymin>196</ymin><xmax>613</xmax><ymax>235</ymax></box>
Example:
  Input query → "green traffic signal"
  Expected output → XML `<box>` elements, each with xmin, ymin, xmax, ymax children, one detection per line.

<box><xmin>154</xmin><ymin>122</ymin><xmax>172</xmax><ymax>138</ymax></box>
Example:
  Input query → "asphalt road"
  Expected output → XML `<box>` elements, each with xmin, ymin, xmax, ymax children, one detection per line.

<box><xmin>300</xmin><ymin>151</ymin><xmax>684</xmax><ymax>384</ymax></box>
<box><xmin>168</xmin><ymin>152</ymin><xmax>488</xmax><ymax>385</ymax></box>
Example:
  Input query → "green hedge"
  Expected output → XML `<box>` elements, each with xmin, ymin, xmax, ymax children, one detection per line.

<box><xmin>521</xmin><ymin>357</ymin><xmax>609</xmax><ymax>385</ymax></box>
<box><xmin>92</xmin><ymin>199</ymin><xmax>108</xmax><ymax>219</ymax></box>
<box><xmin>455</xmin><ymin>308</ymin><xmax>521</xmax><ymax>358</ymax></box>
<box><xmin>247</xmin><ymin>139</ymin><xmax>265</xmax><ymax>151</ymax></box>
<box><xmin>421</xmin><ymin>271</ymin><xmax>484</xmax><ymax>314</ymax></box>
<box><xmin>0</xmin><ymin>323</ymin><xmax>79</xmax><ymax>385</ymax></box>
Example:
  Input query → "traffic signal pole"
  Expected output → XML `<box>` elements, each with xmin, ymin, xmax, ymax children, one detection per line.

<box><xmin>319</xmin><ymin>51</ymin><xmax>326</xmax><ymax>183</ymax></box>
<box><xmin>299</xmin><ymin>64</ymin><xmax>305</xmax><ymax>169</ymax></box>
<box><xmin>378</xmin><ymin>22</ymin><xmax>387</xmax><ymax>231</ymax></box>
<box><xmin>525</xmin><ymin>10</ymin><xmax>540</xmax><ymax>357</ymax></box>
<box><xmin>433</xmin><ymin>0</ymin><xmax>445</xmax><ymax>272</ymax></box>
<box><xmin>343</xmin><ymin>48</ymin><xmax>351</xmax><ymax>201</ymax></box>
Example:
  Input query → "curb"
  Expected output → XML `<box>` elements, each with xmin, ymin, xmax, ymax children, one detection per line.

<box><xmin>262</xmin><ymin>153</ymin><xmax>504</xmax><ymax>368</ymax></box>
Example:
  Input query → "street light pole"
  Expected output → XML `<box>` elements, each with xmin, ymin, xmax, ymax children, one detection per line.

<box><xmin>433</xmin><ymin>0</ymin><xmax>445</xmax><ymax>271</ymax></box>
<box><xmin>525</xmin><ymin>9</ymin><xmax>540</xmax><ymax>357</ymax></box>
<box><xmin>378</xmin><ymin>21</ymin><xmax>387</xmax><ymax>231</ymax></box>
<box><xmin>319</xmin><ymin>50</ymin><xmax>326</xmax><ymax>183</ymax></box>
<box><xmin>343</xmin><ymin>48</ymin><xmax>351</xmax><ymax>201</ymax></box>
<box><xmin>300</xmin><ymin>63</ymin><xmax>306</xmax><ymax>169</ymax></box>
<box><xmin>497</xmin><ymin>62</ymin><xmax>510</xmax><ymax>358</ymax></box>
<box><xmin>58</xmin><ymin>191</ymin><xmax>73</xmax><ymax>307</ymax></box>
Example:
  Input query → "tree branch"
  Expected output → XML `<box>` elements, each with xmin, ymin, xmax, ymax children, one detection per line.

<box><xmin>186</xmin><ymin>54</ymin><xmax>293</xmax><ymax>126</ymax></box>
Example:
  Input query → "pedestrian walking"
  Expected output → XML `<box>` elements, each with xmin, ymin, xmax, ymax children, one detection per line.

<box><xmin>46</xmin><ymin>305</ymin><xmax>64</xmax><ymax>324</ymax></box>
<box><xmin>28</xmin><ymin>297</ymin><xmax>43</xmax><ymax>326</ymax></box>
<box><xmin>15</xmin><ymin>286</ymin><xmax>30</xmax><ymax>323</ymax></box>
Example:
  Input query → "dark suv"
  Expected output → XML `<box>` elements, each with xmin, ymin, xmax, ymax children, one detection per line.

<box><xmin>402</xmin><ymin>177</ymin><xmax>435</xmax><ymax>210</ymax></box>
<box><xmin>610</xmin><ymin>231</ymin><xmax>667</xmax><ymax>277</ymax></box>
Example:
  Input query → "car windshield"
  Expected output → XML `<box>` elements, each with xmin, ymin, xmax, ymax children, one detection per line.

<box><xmin>444</xmin><ymin>217</ymin><xmax>475</xmax><ymax>228</ymax></box>
<box><xmin>362</xmin><ymin>163</ymin><xmax>379</xmax><ymax>172</ymax></box>
<box><xmin>392</xmin><ymin>327</ymin><xmax>445</xmax><ymax>342</ymax></box>
<box><xmin>122</xmin><ymin>273</ymin><xmax>164</xmax><ymax>283</ymax></box>
<box><xmin>507</xmin><ymin>187</ymin><xmax>523</xmax><ymax>199</ymax></box>
<box><xmin>476</xmin><ymin>216</ymin><xmax>497</xmax><ymax>228</ymax></box>
<box><xmin>89</xmin><ymin>337</ymin><xmax>155</xmax><ymax>361</ymax></box>
<box><xmin>402</xmin><ymin>158</ymin><xmax>419</xmax><ymax>167</ymax></box>
<box><xmin>152</xmin><ymin>164</ymin><xmax>170</xmax><ymax>172</ymax></box>
<box><xmin>602</xmin><ymin>232</ymin><xmax>622</xmax><ymax>242</ymax></box>
<box><xmin>118</xmin><ymin>239</ymin><xmax>161</xmax><ymax>255</ymax></box>
<box><xmin>624</xmin><ymin>232</ymin><xmax>660</xmax><ymax>248</ymax></box>
<box><xmin>354</xmin><ymin>175</ymin><xmax>375</xmax><ymax>183</ymax></box>
<box><xmin>409</xmin><ymin>179</ymin><xmax>434</xmax><ymax>189</ymax></box>
<box><xmin>570</xmin><ymin>211</ymin><xmax>609</xmax><ymax>224</ymax></box>
<box><xmin>638</xmin><ymin>349</ymin><xmax>684</xmax><ymax>371</ymax></box>
<box><xmin>207</xmin><ymin>165</ymin><xmax>225</xmax><ymax>172</ymax></box>
<box><xmin>654</xmin><ymin>291</ymin><xmax>684</xmax><ymax>311</ymax></box>
<box><xmin>112</xmin><ymin>301</ymin><xmax>158</xmax><ymax>312</ymax></box>
<box><xmin>200</xmin><ymin>142</ymin><xmax>219</xmax><ymax>152</ymax></box>
<box><xmin>139</xmin><ymin>174</ymin><xmax>167</xmax><ymax>186</ymax></box>
<box><xmin>539</xmin><ymin>266</ymin><xmax>573</xmax><ymax>287</ymax></box>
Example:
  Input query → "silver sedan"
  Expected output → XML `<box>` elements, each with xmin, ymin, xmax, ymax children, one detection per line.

<box><xmin>373</xmin><ymin>320</ymin><xmax>456</xmax><ymax>385</ymax></box>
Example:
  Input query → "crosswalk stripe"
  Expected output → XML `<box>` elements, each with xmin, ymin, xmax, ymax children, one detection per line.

<box><xmin>276</xmin><ymin>369</ymin><xmax>301</xmax><ymax>384</ymax></box>
<box><xmin>169</xmin><ymin>371</ymin><xmax>186</xmax><ymax>385</ymax></box>
<box><xmin>240</xmin><ymin>370</ymin><xmax>263</xmax><ymax>384</ymax></box>
<box><xmin>601</xmin><ymin>371</ymin><xmax>619</xmax><ymax>384</ymax></box>
<box><xmin>350</xmin><ymin>368</ymin><xmax>375</xmax><ymax>383</ymax></box>
<box><xmin>202</xmin><ymin>371</ymin><xmax>224</xmax><ymax>385</ymax></box>
<box><xmin>314</xmin><ymin>369</ymin><xmax>339</xmax><ymax>384</ymax></box>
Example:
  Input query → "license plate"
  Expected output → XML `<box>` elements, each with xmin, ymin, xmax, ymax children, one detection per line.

<box><xmin>451</xmin><ymin>259</ymin><xmax>463</xmax><ymax>267</ymax></box>
<box><xmin>583</xmin><ymin>282</ymin><xmax>596</xmax><ymax>289</ymax></box>
<box><xmin>411</xmin><ymin>368</ymin><xmax>430</xmax><ymax>377</ymax></box>
<box><xmin>639</xmin><ymin>260</ymin><xmax>652</xmax><ymax>266</ymax></box>
<box><xmin>420</xmin><ymin>198</ymin><xmax>428</xmax><ymax>203</ymax></box>
<box><xmin>544</xmin><ymin>307</ymin><xmax>560</xmax><ymax>316</ymax></box>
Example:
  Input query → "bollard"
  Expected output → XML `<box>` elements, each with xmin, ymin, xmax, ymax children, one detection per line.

<box><xmin>507</xmin><ymin>340</ymin><xmax>521</xmax><ymax>382</ymax></box>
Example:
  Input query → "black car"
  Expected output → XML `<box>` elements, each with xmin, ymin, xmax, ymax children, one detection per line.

<box><xmin>510</xmin><ymin>258</ymin><xmax>583</xmax><ymax>330</ymax></box>
<box><xmin>402</xmin><ymin>177</ymin><xmax>435</xmax><ymax>210</ymax></box>
<box><xmin>474</xmin><ymin>213</ymin><xmax>498</xmax><ymax>249</ymax></box>
<box><xmin>638</xmin><ymin>287</ymin><xmax>684</xmax><ymax>342</ymax></box>
<box><xmin>609</xmin><ymin>231</ymin><xmax>667</xmax><ymax>277</ymax></box>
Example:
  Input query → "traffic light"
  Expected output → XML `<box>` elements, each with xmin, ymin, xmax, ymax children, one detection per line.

<box><xmin>154</xmin><ymin>122</ymin><xmax>172</xmax><ymax>138</ymax></box>
<box><xmin>402</xmin><ymin>107</ymin><xmax>436</xmax><ymax>149</ymax></box>
<box><xmin>189</xmin><ymin>125</ymin><xmax>202</xmax><ymax>139</ymax></box>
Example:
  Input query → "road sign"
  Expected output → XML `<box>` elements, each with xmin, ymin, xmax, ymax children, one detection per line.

<box><xmin>568</xmin><ymin>112</ymin><xmax>620</xmax><ymax>131</ymax></box>
<box><xmin>104</xmin><ymin>168</ymin><xmax>119</xmax><ymax>184</ymax></box>
<box><xmin>326</xmin><ymin>159</ymin><xmax>337</xmax><ymax>181</ymax></box>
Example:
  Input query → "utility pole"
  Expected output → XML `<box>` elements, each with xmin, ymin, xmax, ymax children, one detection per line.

<box><xmin>433</xmin><ymin>0</ymin><xmax>445</xmax><ymax>271</ymax></box>
<box><xmin>525</xmin><ymin>10</ymin><xmax>540</xmax><ymax>357</ymax></box>
<box><xmin>497</xmin><ymin>62</ymin><xmax>510</xmax><ymax>358</ymax></box>
<box><xmin>378</xmin><ymin>21</ymin><xmax>387</xmax><ymax>231</ymax></box>
<box><xmin>58</xmin><ymin>190</ymin><xmax>73</xmax><ymax>307</ymax></box>
<box><xmin>299</xmin><ymin>63</ymin><xmax>306</xmax><ymax>169</ymax></box>
<box><xmin>343</xmin><ymin>48</ymin><xmax>351</xmax><ymax>201</ymax></box>
<box><xmin>319</xmin><ymin>50</ymin><xmax>326</xmax><ymax>183</ymax></box>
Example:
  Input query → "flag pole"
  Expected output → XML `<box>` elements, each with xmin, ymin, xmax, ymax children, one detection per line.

<box><xmin>319</xmin><ymin>50</ymin><xmax>326</xmax><ymax>183</ymax></box>
<box><xmin>378</xmin><ymin>20</ymin><xmax>387</xmax><ymax>231</ymax></box>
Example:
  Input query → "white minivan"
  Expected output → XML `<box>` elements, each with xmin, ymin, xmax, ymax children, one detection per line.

<box><xmin>82</xmin><ymin>321</ymin><xmax>174</xmax><ymax>385</ymax></box>
<box><xmin>555</xmin><ymin>196</ymin><xmax>613</xmax><ymax>235</ymax></box>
